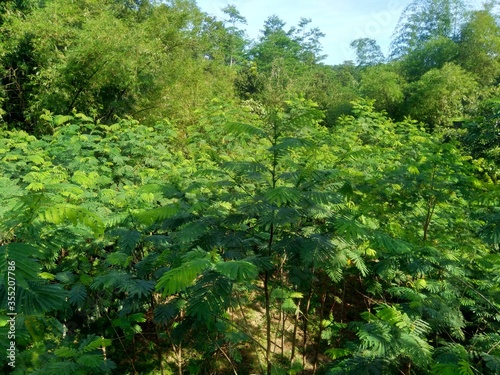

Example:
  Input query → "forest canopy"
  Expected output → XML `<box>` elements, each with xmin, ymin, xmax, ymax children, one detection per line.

<box><xmin>0</xmin><ymin>1</ymin><xmax>499</xmax><ymax>374</ymax></box>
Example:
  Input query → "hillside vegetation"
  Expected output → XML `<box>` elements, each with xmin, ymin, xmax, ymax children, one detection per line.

<box><xmin>0</xmin><ymin>1</ymin><xmax>499</xmax><ymax>374</ymax></box>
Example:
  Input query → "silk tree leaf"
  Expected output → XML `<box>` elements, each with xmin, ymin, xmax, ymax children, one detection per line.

<box><xmin>215</xmin><ymin>260</ymin><xmax>258</xmax><ymax>282</ymax></box>
<box><xmin>281</xmin><ymin>298</ymin><xmax>298</xmax><ymax>312</ymax></box>
<box><xmin>53</xmin><ymin>115</ymin><xmax>74</xmax><ymax>126</ymax></box>
<box><xmin>71</xmin><ymin>170</ymin><xmax>93</xmax><ymax>188</ymax></box>
<box><xmin>174</xmin><ymin>221</ymin><xmax>210</xmax><ymax>244</ymax></box>
<box><xmin>137</xmin><ymin>183</ymin><xmax>182</xmax><ymax>198</ymax></box>
<box><xmin>156</xmin><ymin>258</ymin><xmax>212</xmax><ymax>296</ymax></box>
<box><xmin>0</xmin><ymin>243</ymin><xmax>43</xmax><ymax>289</ymax></box>
<box><xmin>303</xmin><ymin>191</ymin><xmax>342</xmax><ymax>205</ymax></box>
<box><xmin>18</xmin><ymin>283</ymin><xmax>68</xmax><ymax>314</ymax></box>
<box><xmin>116</xmin><ymin>229</ymin><xmax>142</xmax><ymax>254</ymax></box>
<box><xmin>132</xmin><ymin>204</ymin><xmax>180</xmax><ymax>226</ymax></box>
<box><xmin>106</xmin><ymin>252</ymin><xmax>131</xmax><ymax>267</ymax></box>
<box><xmin>358</xmin><ymin>320</ymin><xmax>393</xmax><ymax>357</ymax></box>
<box><xmin>81</xmin><ymin>337</ymin><xmax>112</xmax><ymax>352</ymax></box>
<box><xmin>54</xmin><ymin>347</ymin><xmax>78</xmax><ymax>358</ymax></box>
<box><xmin>483</xmin><ymin>354</ymin><xmax>500</xmax><ymax>374</ymax></box>
<box><xmin>226</xmin><ymin>122</ymin><xmax>267</xmax><ymax>138</ymax></box>
<box><xmin>76</xmin><ymin>354</ymin><xmax>105</xmax><ymax>369</ymax></box>
<box><xmin>154</xmin><ymin>299</ymin><xmax>185</xmax><ymax>325</ymax></box>
<box><xmin>122</xmin><ymin>279</ymin><xmax>155</xmax><ymax>298</ymax></box>
<box><xmin>39</xmin><ymin>204</ymin><xmax>104</xmax><ymax>237</ymax></box>
<box><xmin>69</xmin><ymin>283</ymin><xmax>87</xmax><ymax>308</ymax></box>
<box><xmin>37</xmin><ymin>361</ymin><xmax>79</xmax><ymax>374</ymax></box>
<box><xmin>27</xmin><ymin>154</ymin><xmax>45</xmax><ymax>165</ymax></box>
<box><xmin>265</xmin><ymin>186</ymin><xmax>301</xmax><ymax>207</ymax></box>
<box><xmin>90</xmin><ymin>270</ymin><xmax>129</xmax><ymax>290</ymax></box>
<box><xmin>186</xmin><ymin>272</ymin><xmax>232</xmax><ymax>321</ymax></box>
<box><xmin>220</xmin><ymin>161</ymin><xmax>269</xmax><ymax>175</ymax></box>
<box><xmin>345</xmin><ymin>249</ymin><xmax>369</xmax><ymax>277</ymax></box>
<box><xmin>269</xmin><ymin>137</ymin><xmax>314</xmax><ymax>151</ymax></box>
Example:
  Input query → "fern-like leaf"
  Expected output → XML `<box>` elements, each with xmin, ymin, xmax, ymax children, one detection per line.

<box><xmin>483</xmin><ymin>353</ymin><xmax>500</xmax><ymax>374</ymax></box>
<box><xmin>265</xmin><ymin>186</ymin><xmax>301</xmax><ymax>207</ymax></box>
<box><xmin>174</xmin><ymin>221</ymin><xmax>210</xmax><ymax>244</ymax></box>
<box><xmin>69</xmin><ymin>283</ymin><xmax>87</xmax><ymax>308</ymax></box>
<box><xmin>226</xmin><ymin>122</ymin><xmax>267</xmax><ymax>138</ymax></box>
<box><xmin>76</xmin><ymin>353</ymin><xmax>105</xmax><ymax>368</ymax></box>
<box><xmin>115</xmin><ymin>229</ymin><xmax>142</xmax><ymax>254</ymax></box>
<box><xmin>185</xmin><ymin>272</ymin><xmax>232</xmax><ymax>321</ymax></box>
<box><xmin>81</xmin><ymin>336</ymin><xmax>112</xmax><ymax>352</ymax></box>
<box><xmin>269</xmin><ymin>137</ymin><xmax>314</xmax><ymax>152</ymax></box>
<box><xmin>54</xmin><ymin>347</ymin><xmax>78</xmax><ymax>358</ymax></box>
<box><xmin>133</xmin><ymin>204</ymin><xmax>180</xmax><ymax>226</ymax></box>
<box><xmin>18</xmin><ymin>282</ymin><xmax>68</xmax><ymax>314</ymax></box>
<box><xmin>121</xmin><ymin>279</ymin><xmax>155</xmax><ymax>298</ymax></box>
<box><xmin>215</xmin><ymin>260</ymin><xmax>258</xmax><ymax>282</ymax></box>
<box><xmin>156</xmin><ymin>258</ymin><xmax>211</xmax><ymax>296</ymax></box>
<box><xmin>154</xmin><ymin>299</ymin><xmax>186</xmax><ymax>325</ymax></box>
<box><xmin>0</xmin><ymin>243</ymin><xmax>42</xmax><ymax>289</ymax></box>
<box><xmin>39</xmin><ymin>204</ymin><xmax>104</xmax><ymax>237</ymax></box>
<box><xmin>220</xmin><ymin>161</ymin><xmax>269</xmax><ymax>175</ymax></box>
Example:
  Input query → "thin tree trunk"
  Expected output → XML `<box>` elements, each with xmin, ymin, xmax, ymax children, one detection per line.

<box><xmin>177</xmin><ymin>342</ymin><xmax>182</xmax><ymax>375</ymax></box>
<box><xmin>312</xmin><ymin>289</ymin><xmax>327</xmax><ymax>375</ymax></box>
<box><xmin>423</xmin><ymin>195</ymin><xmax>436</xmax><ymax>241</ymax></box>
<box><xmin>422</xmin><ymin>164</ymin><xmax>438</xmax><ymax>242</ymax></box>
<box><xmin>290</xmin><ymin>299</ymin><xmax>300</xmax><ymax>364</ymax></box>
<box><xmin>281</xmin><ymin>313</ymin><xmax>286</xmax><ymax>360</ymax></box>
<box><xmin>302</xmin><ymin>265</ymin><xmax>315</xmax><ymax>367</ymax></box>
<box><xmin>264</xmin><ymin>270</ymin><xmax>272</xmax><ymax>375</ymax></box>
<box><xmin>155</xmin><ymin>322</ymin><xmax>165</xmax><ymax>375</ymax></box>
<box><xmin>340</xmin><ymin>280</ymin><xmax>347</xmax><ymax>323</ymax></box>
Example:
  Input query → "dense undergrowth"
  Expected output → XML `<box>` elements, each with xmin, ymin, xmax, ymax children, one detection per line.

<box><xmin>0</xmin><ymin>99</ymin><xmax>498</xmax><ymax>374</ymax></box>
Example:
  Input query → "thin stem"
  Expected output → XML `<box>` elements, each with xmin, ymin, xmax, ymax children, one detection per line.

<box><xmin>264</xmin><ymin>270</ymin><xmax>272</xmax><ymax>375</ymax></box>
<box><xmin>290</xmin><ymin>299</ymin><xmax>301</xmax><ymax>364</ymax></box>
<box><xmin>214</xmin><ymin>340</ymin><xmax>239</xmax><ymax>375</ymax></box>
<box><xmin>422</xmin><ymin>164</ymin><xmax>438</xmax><ymax>242</ymax></box>
<box><xmin>312</xmin><ymin>289</ymin><xmax>327</xmax><ymax>375</ymax></box>
<box><xmin>104</xmin><ymin>310</ymin><xmax>138</xmax><ymax>374</ymax></box>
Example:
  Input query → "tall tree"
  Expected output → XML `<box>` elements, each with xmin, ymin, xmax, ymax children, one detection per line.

<box><xmin>359</xmin><ymin>64</ymin><xmax>406</xmax><ymax>116</ymax></box>
<box><xmin>458</xmin><ymin>7</ymin><xmax>500</xmax><ymax>86</ymax></box>
<box><xmin>221</xmin><ymin>4</ymin><xmax>248</xmax><ymax>66</ymax></box>
<box><xmin>300</xmin><ymin>62</ymin><xmax>359</xmax><ymax>125</ymax></box>
<box><xmin>0</xmin><ymin>0</ymin><xmax>236</xmax><ymax>132</ymax></box>
<box><xmin>250</xmin><ymin>15</ymin><xmax>325</xmax><ymax>71</ymax></box>
<box><xmin>350</xmin><ymin>38</ymin><xmax>385</xmax><ymax>67</ymax></box>
<box><xmin>400</xmin><ymin>35</ymin><xmax>459</xmax><ymax>80</ymax></box>
<box><xmin>406</xmin><ymin>62</ymin><xmax>478</xmax><ymax>128</ymax></box>
<box><xmin>241</xmin><ymin>16</ymin><xmax>325</xmax><ymax>105</ymax></box>
<box><xmin>390</xmin><ymin>0</ymin><xmax>469</xmax><ymax>59</ymax></box>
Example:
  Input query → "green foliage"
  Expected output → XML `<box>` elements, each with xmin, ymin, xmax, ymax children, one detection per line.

<box><xmin>406</xmin><ymin>62</ymin><xmax>478</xmax><ymax>128</ymax></box>
<box><xmin>401</xmin><ymin>35</ymin><xmax>459</xmax><ymax>80</ymax></box>
<box><xmin>240</xmin><ymin>16</ymin><xmax>326</xmax><ymax>106</ymax></box>
<box><xmin>390</xmin><ymin>0</ymin><xmax>468</xmax><ymax>59</ymax></box>
<box><xmin>359</xmin><ymin>64</ymin><xmax>406</xmax><ymax>115</ymax></box>
<box><xmin>0</xmin><ymin>0</ymin><xmax>237</xmax><ymax>132</ymax></box>
<box><xmin>156</xmin><ymin>251</ymin><xmax>212</xmax><ymax>296</ymax></box>
<box><xmin>40</xmin><ymin>204</ymin><xmax>105</xmax><ymax>237</ymax></box>
<box><xmin>458</xmin><ymin>8</ymin><xmax>500</xmax><ymax>86</ymax></box>
<box><xmin>0</xmin><ymin>2</ymin><xmax>500</xmax><ymax>374</ymax></box>
<box><xmin>328</xmin><ymin>304</ymin><xmax>432</xmax><ymax>373</ymax></box>
<box><xmin>0</xmin><ymin>94</ymin><xmax>498</xmax><ymax>374</ymax></box>
<box><xmin>219</xmin><ymin>4</ymin><xmax>249</xmax><ymax>66</ymax></box>
<box><xmin>350</xmin><ymin>38</ymin><xmax>385</xmax><ymax>67</ymax></box>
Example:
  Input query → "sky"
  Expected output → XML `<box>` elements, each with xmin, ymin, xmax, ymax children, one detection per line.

<box><xmin>194</xmin><ymin>0</ymin><xmax>414</xmax><ymax>65</ymax></box>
